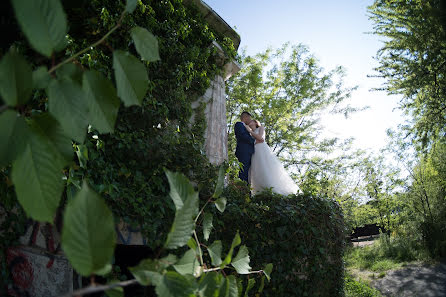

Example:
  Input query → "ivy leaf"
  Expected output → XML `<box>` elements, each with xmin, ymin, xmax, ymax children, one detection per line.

<box><xmin>263</xmin><ymin>263</ymin><xmax>273</xmax><ymax>282</ymax></box>
<box><xmin>231</xmin><ymin>245</ymin><xmax>251</xmax><ymax>274</ymax></box>
<box><xmin>207</xmin><ymin>240</ymin><xmax>222</xmax><ymax>267</ymax></box>
<box><xmin>131</xmin><ymin>27</ymin><xmax>161</xmax><ymax>62</ymax></box>
<box><xmin>32</xmin><ymin>113</ymin><xmax>73</xmax><ymax>165</ymax></box>
<box><xmin>113</xmin><ymin>50</ymin><xmax>149</xmax><ymax>107</ymax></box>
<box><xmin>222</xmin><ymin>232</ymin><xmax>241</xmax><ymax>267</ymax></box>
<box><xmin>125</xmin><ymin>0</ymin><xmax>138</xmax><ymax>13</ymax></box>
<box><xmin>0</xmin><ymin>51</ymin><xmax>33</xmax><ymax>106</ymax></box>
<box><xmin>155</xmin><ymin>271</ymin><xmax>194</xmax><ymax>297</ymax></box>
<box><xmin>0</xmin><ymin>110</ymin><xmax>30</xmax><ymax>167</ymax></box>
<box><xmin>32</xmin><ymin>66</ymin><xmax>52</xmax><ymax>89</ymax></box>
<box><xmin>243</xmin><ymin>278</ymin><xmax>256</xmax><ymax>297</ymax></box>
<box><xmin>228</xmin><ymin>275</ymin><xmax>239</xmax><ymax>297</ymax></box>
<box><xmin>213</xmin><ymin>166</ymin><xmax>225</xmax><ymax>198</ymax></box>
<box><xmin>173</xmin><ymin>249</ymin><xmax>199</xmax><ymax>276</ymax></box>
<box><xmin>47</xmin><ymin>79</ymin><xmax>88</xmax><ymax>143</ymax></box>
<box><xmin>203</xmin><ymin>213</ymin><xmax>213</xmax><ymax>241</ymax></box>
<box><xmin>215</xmin><ymin>197</ymin><xmax>227</xmax><ymax>213</ymax></box>
<box><xmin>165</xmin><ymin>170</ymin><xmax>196</xmax><ymax>211</ymax></box>
<box><xmin>56</xmin><ymin>63</ymin><xmax>83</xmax><ymax>85</ymax></box>
<box><xmin>129</xmin><ymin>258</ymin><xmax>163</xmax><ymax>286</ymax></box>
<box><xmin>104</xmin><ymin>281</ymin><xmax>123</xmax><ymax>297</ymax></box>
<box><xmin>61</xmin><ymin>182</ymin><xmax>116</xmax><ymax>276</ymax></box>
<box><xmin>11</xmin><ymin>0</ymin><xmax>67</xmax><ymax>57</ymax></box>
<box><xmin>83</xmin><ymin>70</ymin><xmax>120</xmax><ymax>134</ymax></box>
<box><xmin>164</xmin><ymin>187</ymin><xmax>198</xmax><ymax>249</ymax></box>
<box><xmin>11</xmin><ymin>120</ymin><xmax>64</xmax><ymax>222</ymax></box>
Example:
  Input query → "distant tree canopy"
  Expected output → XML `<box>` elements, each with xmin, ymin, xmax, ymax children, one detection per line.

<box><xmin>368</xmin><ymin>0</ymin><xmax>446</xmax><ymax>148</ymax></box>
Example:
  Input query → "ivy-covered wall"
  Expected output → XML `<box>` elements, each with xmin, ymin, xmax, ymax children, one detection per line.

<box><xmin>210</xmin><ymin>183</ymin><xmax>346</xmax><ymax>297</ymax></box>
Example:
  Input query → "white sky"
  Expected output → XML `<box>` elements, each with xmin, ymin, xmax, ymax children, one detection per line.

<box><xmin>204</xmin><ymin>0</ymin><xmax>406</xmax><ymax>153</ymax></box>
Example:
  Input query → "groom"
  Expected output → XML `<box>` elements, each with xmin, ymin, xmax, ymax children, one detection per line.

<box><xmin>234</xmin><ymin>111</ymin><xmax>258</xmax><ymax>183</ymax></box>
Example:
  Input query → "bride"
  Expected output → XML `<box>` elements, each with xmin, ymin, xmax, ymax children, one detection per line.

<box><xmin>245</xmin><ymin>120</ymin><xmax>299</xmax><ymax>195</ymax></box>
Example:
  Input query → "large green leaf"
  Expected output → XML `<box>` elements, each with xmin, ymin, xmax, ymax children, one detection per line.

<box><xmin>129</xmin><ymin>258</ymin><xmax>163</xmax><ymax>286</ymax></box>
<box><xmin>202</xmin><ymin>213</ymin><xmax>213</xmax><ymax>241</ymax></box>
<box><xmin>125</xmin><ymin>0</ymin><xmax>138</xmax><ymax>13</ymax></box>
<box><xmin>83</xmin><ymin>70</ymin><xmax>120</xmax><ymax>134</ymax></box>
<box><xmin>0</xmin><ymin>110</ymin><xmax>30</xmax><ymax>167</ymax></box>
<box><xmin>113</xmin><ymin>50</ymin><xmax>149</xmax><ymax>107</ymax></box>
<box><xmin>230</xmin><ymin>245</ymin><xmax>251</xmax><ymax>274</ymax></box>
<box><xmin>215</xmin><ymin>197</ymin><xmax>227</xmax><ymax>213</ymax></box>
<box><xmin>11</xmin><ymin>121</ymin><xmax>64</xmax><ymax>222</ymax></box>
<box><xmin>47</xmin><ymin>79</ymin><xmax>88</xmax><ymax>143</ymax></box>
<box><xmin>213</xmin><ymin>166</ymin><xmax>225</xmax><ymax>198</ymax></box>
<box><xmin>32</xmin><ymin>113</ymin><xmax>73</xmax><ymax>165</ymax></box>
<box><xmin>165</xmin><ymin>170</ymin><xmax>196</xmax><ymax>210</ymax></box>
<box><xmin>155</xmin><ymin>271</ymin><xmax>194</xmax><ymax>297</ymax></box>
<box><xmin>131</xmin><ymin>27</ymin><xmax>161</xmax><ymax>62</ymax></box>
<box><xmin>173</xmin><ymin>249</ymin><xmax>199</xmax><ymax>276</ymax></box>
<box><xmin>32</xmin><ymin>66</ymin><xmax>52</xmax><ymax>89</ymax></box>
<box><xmin>218</xmin><ymin>276</ymin><xmax>229</xmax><ymax>297</ymax></box>
<box><xmin>228</xmin><ymin>276</ymin><xmax>238</xmax><ymax>297</ymax></box>
<box><xmin>207</xmin><ymin>240</ymin><xmax>222</xmax><ymax>267</ymax></box>
<box><xmin>222</xmin><ymin>232</ymin><xmax>241</xmax><ymax>266</ymax></box>
<box><xmin>61</xmin><ymin>182</ymin><xmax>116</xmax><ymax>276</ymax></box>
<box><xmin>198</xmin><ymin>272</ymin><xmax>219</xmax><ymax>297</ymax></box>
<box><xmin>56</xmin><ymin>63</ymin><xmax>83</xmax><ymax>85</ymax></box>
<box><xmin>11</xmin><ymin>0</ymin><xmax>67</xmax><ymax>57</ymax></box>
<box><xmin>164</xmin><ymin>187</ymin><xmax>198</xmax><ymax>249</ymax></box>
<box><xmin>0</xmin><ymin>51</ymin><xmax>33</xmax><ymax>106</ymax></box>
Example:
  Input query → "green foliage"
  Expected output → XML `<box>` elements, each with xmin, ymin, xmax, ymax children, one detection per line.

<box><xmin>344</xmin><ymin>275</ymin><xmax>382</xmax><ymax>297</ymax></box>
<box><xmin>131</xmin><ymin>26</ymin><xmax>161</xmax><ymax>62</ymax></box>
<box><xmin>212</xmin><ymin>183</ymin><xmax>346</xmax><ymax>296</ymax></box>
<box><xmin>61</xmin><ymin>182</ymin><xmax>116</xmax><ymax>276</ymax></box>
<box><xmin>11</xmin><ymin>0</ymin><xmax>67</xmax><ymax>57</ymax></box>
<box><xmin>368</xmin><ymin>0</ymin><xmax>446</xmax><ymax>147</ymax></box>
<box><xmin>0</xmin><ymin>51</ymin><xmax>32</xmax><ymax>106</ymax></box>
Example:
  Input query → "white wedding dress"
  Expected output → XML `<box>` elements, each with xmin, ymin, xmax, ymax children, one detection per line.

<box><xmin>249</xmin><ymin>127</ymin><xmax>299</xmax><ymax>195</ymax></box>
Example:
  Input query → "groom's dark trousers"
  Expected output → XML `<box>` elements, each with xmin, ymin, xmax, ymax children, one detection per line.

<box><xmin>234</xmin><ymin>122</ymin><xmax>255</xmax><ymax>183</ymax></box>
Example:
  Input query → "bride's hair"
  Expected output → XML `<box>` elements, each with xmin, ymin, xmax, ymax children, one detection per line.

<box><xmin>252</xmin><ymin>120</ymin><xmax>261</xmax><ymax>128</ymax></box>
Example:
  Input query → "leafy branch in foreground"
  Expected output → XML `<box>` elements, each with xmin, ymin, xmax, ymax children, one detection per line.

<box><xmin>1</xmin><ymin>0</ymin><xmax>272</xmax><ymax>295</ymax></box>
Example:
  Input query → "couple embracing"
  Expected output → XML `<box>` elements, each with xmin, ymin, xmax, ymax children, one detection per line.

<box><xmin>234</xmin><ymin>111</ymin><xmax>299</xmax><ymax>195</ymax></box>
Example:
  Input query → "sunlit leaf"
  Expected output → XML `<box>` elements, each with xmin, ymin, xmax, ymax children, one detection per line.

<box><xmin>61</xmin><ymin>182</ymin><xmax>116</xmax><ymax>276</ymax></box>
<box><xmin>173</xmin><ymin>249</ymin><xmax>199</xmax><ymax>276</ymax></box>
<box><xmin>131</xmin><ymin>26</ymin><xmax>160</xmax><ymax>62</ymax></box>
<box><xmin>113</xmin><ymin>50</ymin><xmax>148</xmax><ymax>107</ymax></box>
<box><xmin>263</xmin><ymin>263</ymin><xmax>273</xmax><ymax>281</ymax></box>
<box><xmin>0</xmin><ymin>51</ymin><xmax>33</xmax><ymax>106</ymax></box>
<box><xmin>215</xmin><ymin>197</ymin><xmax>227</xmax><ymax>213</ymax></box>
<box><xmin>231</xmin><ymin>245</ymin><xmax>251</xmax><ymax>274</ymax></box>
<box><xmin>203</xmin><ymin>212</ymin><xmax>213</xmax><ymax>241</ymax></box>
<box><xmin>207</xmin><ymin>240</ymin><xmax>222</xmax><ymax>267</ymax></box>
<box><xmin>11</xmin><ymin>0</ymin><xmax>67</xmax><ymax>57</ymax></box>
<box><xmin>83</xmin><ymin>70</ymin><xmax>120</xmax><ymax>134</ymax></box>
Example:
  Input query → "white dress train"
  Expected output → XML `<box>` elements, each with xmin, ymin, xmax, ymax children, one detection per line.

<box><xmin>249</xmin><ymin>127</ymin><xmax>299</xmax><ymax>195</ymax></box>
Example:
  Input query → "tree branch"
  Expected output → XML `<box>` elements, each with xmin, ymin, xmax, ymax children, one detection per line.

<box><xmin>61</xmin><ymin>279</ymin><xmax>138</xmax><ymax>297</ymax></box>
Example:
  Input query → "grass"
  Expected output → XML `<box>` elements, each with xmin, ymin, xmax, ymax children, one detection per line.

<box><xmin>344</xmin><ymin>274</ymin><xmax>383</xmax><ymax>297</ymax></box>
<box><xmin>345</xmin><ymin>234</ymin><xmax>427</xmax><ymax>273</ymax></box>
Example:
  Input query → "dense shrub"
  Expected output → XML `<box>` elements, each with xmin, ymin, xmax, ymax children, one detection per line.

<box><xmin>210</xmin><ymin>183</ymin><xmax>346</xmax><ymax>297</ymax></box>
<box><xmin>344</xmin><ymin>276</ymin><xmax>382</xmax><ymax>297</ymax></box>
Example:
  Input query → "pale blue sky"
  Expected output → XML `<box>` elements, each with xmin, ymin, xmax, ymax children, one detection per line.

<box><xmin>204</xmin><ymin>0</ymin><xmax>405</xmax><ymax>152</ymax></box>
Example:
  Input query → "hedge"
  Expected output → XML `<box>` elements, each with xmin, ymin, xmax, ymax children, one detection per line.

<box><xmin>210</xmin><ymin>183</ymin><xmax>346</xmax><ymax>297</ymax></box>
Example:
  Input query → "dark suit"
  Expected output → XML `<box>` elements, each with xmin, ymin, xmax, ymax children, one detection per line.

<box><xmin>234</xmin><ymin>122</ymin><xmax>255</xmax><ymax>183</ymax></box>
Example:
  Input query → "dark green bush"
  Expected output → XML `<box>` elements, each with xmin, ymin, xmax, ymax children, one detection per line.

<box><xmin>210</xmin><ymin>183</ymin><xmax>346</xmax><ymax>297</ymax></box>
